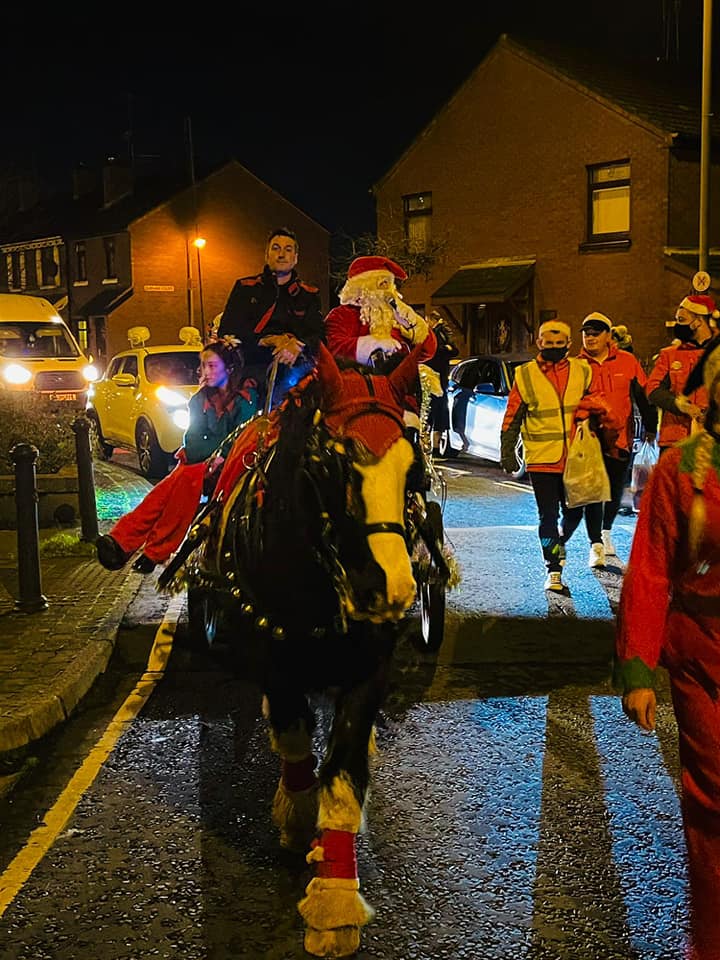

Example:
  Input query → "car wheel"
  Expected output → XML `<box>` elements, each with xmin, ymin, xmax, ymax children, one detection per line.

<box><xmin>86</xmin><ymin>411</ymin><xmax>114</xmax><ymax>461</ymax></box>
<box><xmin>135</xmin><ymin>419</ymin><xmax>170</xmax><ymax>479</ymax></box>
<box><xmin>510</xmin><ymin>437</ymin><xmax>527</xmax><ymax>480</ymax></box>
<box><xmin>438</xmin><ymin>429</ymin><xmax>463</xmax><ymax>458</ymax></box>
<box><xmin>416</xmin><ymin>500</ymin><xmax>446</xmax><ymax>652</ymax></box>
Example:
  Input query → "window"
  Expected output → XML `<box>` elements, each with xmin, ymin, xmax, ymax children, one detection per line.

<box><xmin>103</xmin><ymin>237</ymin><xmax>117</xmax><ymax>281</ymax></box>
<box><xmin>403</xmin><ymin>193</ymin><xmax>432</xmax><ymax>252</ymax></box>
<box><xmin>37</xmin><ymin>246</ymin><xmax>60</xmax><ymax>288</ymax></box>
<box><xmin>586</xmin><ymin>161</ymin><xmax>631</xmax><ymax>245</ymax></box>
<box><xmin>75</xmin><ymin>241</ymin><xmax>87</xmax><ymax>283</ymax></box>
<box><xmin>7</xmin><ymin>251</ymin><xmax>25</xmax><ymax>290</ymax></box>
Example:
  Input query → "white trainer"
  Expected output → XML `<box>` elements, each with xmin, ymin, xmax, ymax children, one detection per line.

<box><xmin>544</xmin><ymin>570</ymin><xmax>565</xmax><ymax>592</ymax></box>
<box><xmin>589</xmin><ymin>542</ymin><xmax>606</xmax><ymax>568</ymax></box>
<box><xmin>601</xmin><ymin>530</ymin><xmax>617</xmax><ymax>556</ymax></box>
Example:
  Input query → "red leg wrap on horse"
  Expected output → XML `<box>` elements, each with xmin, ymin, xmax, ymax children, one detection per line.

<box><xmin>312</xmin><ymin>829</ymin><xmax>358</xmax><ymax>880</ymax></box>
<box><xmin>281</xmin><ymin>755</ymin><xmax>317</xmax><ymax>792</ymax></box>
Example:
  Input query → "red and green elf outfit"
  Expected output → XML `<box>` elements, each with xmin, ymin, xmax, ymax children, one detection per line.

<box><xmin>615</xmin><ymin>431</ymin><xmax>720</xmax><ymax>959</ymax></box>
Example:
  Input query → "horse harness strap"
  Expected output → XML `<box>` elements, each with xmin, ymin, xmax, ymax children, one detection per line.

<box><xmin>365</xmin><ymin>521</ymin><xmax>406</xmax><ymax>538</ymax></box>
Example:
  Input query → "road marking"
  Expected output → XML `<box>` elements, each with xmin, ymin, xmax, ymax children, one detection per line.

<box><xmin>497</xmin><ymin>480</ymin><xmax>533</xmax><ymax>492</ymax></box>
<box><xmin>0</xmin><ymin>593</ymin><xmax>184</xmax><ymax>918</ymax></box>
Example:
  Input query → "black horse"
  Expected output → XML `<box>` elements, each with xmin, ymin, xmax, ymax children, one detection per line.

<box><xmin>161</xmin><ymin>342</ymin><xmax>447</xmax><ymax>956</ymax></box>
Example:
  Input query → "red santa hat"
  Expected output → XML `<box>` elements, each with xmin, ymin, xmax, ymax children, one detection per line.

<box><xmin>676</xmin><ymin>294</ymin><xmax>720</xmax><ymax>320</ymax></box>
<box><xmin>347</xmin><ymin>256</ymin><xmax>408</xmax><ymax>282</ymax></box>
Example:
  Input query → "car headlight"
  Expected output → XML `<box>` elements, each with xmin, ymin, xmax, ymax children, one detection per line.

<box><xmin>83</xmin><ymin>364</ymin><xmax>100</xmax><ymax>383</ymax></box>
<box><xmin>172</xmin><ymin>408</ymin><xmax>190</xmax><ymax>430</ymax></box>
<box><xmin>156</xmin><ymin>385</ymin><xmax>187</xmax><ymax>407</ymax></box>
<box><xmin>3</xmin><ymin>363</ymin><xmax>32</xmax><ymax>385</ymax></box>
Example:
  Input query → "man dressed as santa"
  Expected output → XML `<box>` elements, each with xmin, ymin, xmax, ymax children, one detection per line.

<box><xmin>325</xmin><ymin>256</ymin><xmax>438</xmax><ymax>433</ymax></box>
<box><xmin>325</xmin><ymin>255</ymin><xmax>436</xmax><ymax>365</ymax></box>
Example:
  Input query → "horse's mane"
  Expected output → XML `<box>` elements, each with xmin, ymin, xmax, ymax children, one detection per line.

<box><xmin>269</xmin><ymin>377</ymin><xmax>323</xmax><ymax>487</ymax></box>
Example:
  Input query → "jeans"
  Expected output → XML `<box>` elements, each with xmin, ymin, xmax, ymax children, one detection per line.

<box><xmin>528</xmin><ymin>471</ymin><xmax>584</xmax><ymax>573</ymax></box>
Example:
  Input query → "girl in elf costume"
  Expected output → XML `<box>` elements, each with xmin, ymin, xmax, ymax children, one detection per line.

<box><xmin>96</xmin><ymin>338</ymin><xmax>258</xmax><ymax>574</ymax></box>
<box><xmin>615</xmin><ymin>339</ymin><xmax>720</xmax><ymax>960</ymax></box>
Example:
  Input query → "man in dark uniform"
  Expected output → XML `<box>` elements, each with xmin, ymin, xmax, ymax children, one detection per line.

<box><xmin>218</xmin><ymin>227</ymin><xmax>324</xmax><ymax>407</ymax></box>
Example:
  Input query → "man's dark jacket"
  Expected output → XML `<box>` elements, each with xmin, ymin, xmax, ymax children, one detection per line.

<box><xmin>218</xmin><ymin>266</ymin><xmax>324</xmax><ymax>369</ymax></box>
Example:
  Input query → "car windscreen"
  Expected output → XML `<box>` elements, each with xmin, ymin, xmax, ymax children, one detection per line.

<box><xmin>144</xmin><ymin>351</ymin><xmax>200</xmax><ymax>386</ymax></box>
<box><xmin>0</xmin><ymin>321</ymin><xmax>81</xmax><ymax>359</ymax></box>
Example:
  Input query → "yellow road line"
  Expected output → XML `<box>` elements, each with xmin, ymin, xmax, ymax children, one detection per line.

<box><xmin>0</xmin><ymin>593</ymin><xmax>185</xmax><ymax>917</ymax></box>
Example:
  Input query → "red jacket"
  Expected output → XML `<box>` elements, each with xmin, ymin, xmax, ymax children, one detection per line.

<box><xmin>578</xmin><ymin>344</ymin><xmax>657</xmax><ymax>455</ymax></box>
<box><xmin>324</xmin><ymin>304</ymin><xmax>437</xmax><ymax>365</ymax></box>
<box><xmin>646</xmin><ymin>342</ymin><xmax>708</xmax><ymax>447</ymax></box>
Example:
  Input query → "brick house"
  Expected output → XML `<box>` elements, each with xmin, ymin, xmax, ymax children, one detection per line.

<box><xmin>373</xmin><ymin>34</ymin><xmax>720</xmax><ymax>365</ymax></box>
<box><xmin>0</xmin><ymin>160</ymin><xmax>329</xmax><ymax>365</ymax></box>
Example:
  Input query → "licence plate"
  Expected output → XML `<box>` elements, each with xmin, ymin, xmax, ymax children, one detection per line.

<box><xmin>45</xmin><ymin>391</ymin><xmax>79</xmax><ymax>402</ymax></box>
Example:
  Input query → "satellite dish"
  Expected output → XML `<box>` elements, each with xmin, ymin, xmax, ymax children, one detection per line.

<box><xmin>692</xmin><ymin>271</ymin><xmax>711</xmax><ymax>292</ymax></box>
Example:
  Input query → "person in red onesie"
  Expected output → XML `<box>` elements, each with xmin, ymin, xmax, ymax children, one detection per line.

<box><xmin>616</xmin><ymin>338</ymin><xmax>720</xmax><ymax>960</ymax></box>
<box><xmin>96</xmin><ymin>338</ymin><xmax>258</xmax><ymax>574</ymax></box>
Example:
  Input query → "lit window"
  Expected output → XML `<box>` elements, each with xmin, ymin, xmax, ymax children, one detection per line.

<box><xmin>403</xmin><ymin>193</ymin><xmax>432</xmax><ymax>252</ymax></box>
<box><xmin>588</xmin><ymin>162</ymin><xmax>630</xmax><ymax>241</ymax></box>
<box><xmin>7</xmin><ymin>251</ymin><xmax>26</xmax><ymax>290</ymax></box>
<box><xmin>37</xmin><ymin>246</ymin><xmax>60</xmax><ymax>288</ymax></box>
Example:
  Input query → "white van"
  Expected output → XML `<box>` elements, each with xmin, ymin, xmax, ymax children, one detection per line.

<box><xmin>0</xmin><ymin>294</ymin><xmax>98</xmax><ymax>405</ymax></box>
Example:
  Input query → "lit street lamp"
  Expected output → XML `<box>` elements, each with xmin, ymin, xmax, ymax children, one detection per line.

<box><xmin>193</xmin><ymin>236</ymin><xmax>206</xmax><ymax>339</ymax></box>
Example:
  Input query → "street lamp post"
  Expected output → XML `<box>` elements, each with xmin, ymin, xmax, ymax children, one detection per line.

<box><xmin>193</xmin><ymin>236</ymin><xmax>206</xmax><ymax>340</ymax></box>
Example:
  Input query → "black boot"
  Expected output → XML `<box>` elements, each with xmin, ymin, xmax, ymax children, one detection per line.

<box><xmin>96</xmin><ymin>534</ymin><xmax>131</xmax><ymax>571</ymax></box>
<box><xmin>131</xmin><ymin>553</ymin><xmax>156</xmax><ymax>574</ymax></box>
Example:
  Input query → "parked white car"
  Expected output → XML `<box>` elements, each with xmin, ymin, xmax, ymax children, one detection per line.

<box><xmin>439</xmin><ymin>353</ymin><xmax>533</xmax><ymax>478</ymax></box>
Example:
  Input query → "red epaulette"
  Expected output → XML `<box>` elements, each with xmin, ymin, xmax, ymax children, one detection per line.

<box><xmin>240</xmin><ymin>274</ymin><xmax>263</xmax><ymax>286</ymax></box>
<box><xmin>299</xmin><ymin>281</ymin><xmax>319</xmax><ymax>294</ymax></box>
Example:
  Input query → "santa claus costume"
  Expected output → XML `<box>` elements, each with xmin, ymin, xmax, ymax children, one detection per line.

<box><xmin>616</xmin><ymin>337</ymin><xmax>720</xmax><ymax>960</ymax></box>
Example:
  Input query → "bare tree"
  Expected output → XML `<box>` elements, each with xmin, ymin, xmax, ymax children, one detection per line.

<box><xmin>330</xmin><ymin>230</ymin><xmax>447</xmax><ymax>294</ymax></box>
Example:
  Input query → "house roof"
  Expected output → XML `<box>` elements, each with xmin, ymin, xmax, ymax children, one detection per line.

<box><xmin>506</xmin><ymin>35</ymin><xmax>720</xmax><ymax>141</ymax></box>
<box><xmin>432</xmin><ymin>260</ymin><xmax>535</xmax><ymax>303</ymax></box>
<box><xmin>375</xmin><ymin>34</ymin><xmax>719</xmax><ymax>191</ymax></box>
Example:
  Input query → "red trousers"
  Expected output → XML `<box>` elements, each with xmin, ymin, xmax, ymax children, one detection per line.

<box><xmin>110</xmin><ymin>461</ymin><xmax>206</xmax><ymax>564</ymax></box>
<box><xmin>670</xmin><ymin>660</ymin><xmax>720</xmax><ymax>960</ymax></box>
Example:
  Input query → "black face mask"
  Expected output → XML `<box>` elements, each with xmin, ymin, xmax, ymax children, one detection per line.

<box><xmin>674</xmin><ymin>324</ymin><xmax>695</xmax><ymax>342</ymax></box>
<box><xmin>540</xmin><ymin>346</ymin><xmax>568</xmax><ymax>363</ymax></box>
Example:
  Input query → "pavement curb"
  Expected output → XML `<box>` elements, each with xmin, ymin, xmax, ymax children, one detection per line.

<box><xmin>0</xmin><ymin>564</ymin><xmax>143</xmax><ymax>758</ymax></box>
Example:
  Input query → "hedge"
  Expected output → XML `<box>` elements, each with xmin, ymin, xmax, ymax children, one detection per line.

<box><xmin>0</xmin><ymin>393</ymin><xmax>79</xmax><ymax>475</ymax></box>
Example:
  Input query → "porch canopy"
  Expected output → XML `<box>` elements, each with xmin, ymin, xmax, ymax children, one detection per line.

<box><xmin>432</xmin><ymin>259</ymin><xmax>535</xmax><ymax>304</ymax></box>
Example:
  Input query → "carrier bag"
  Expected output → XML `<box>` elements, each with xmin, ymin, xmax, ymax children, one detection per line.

<box><xmin>630</xmin><ymin>438</ymin><xmax>659</xmax><ymax>502</ymax></box>
<box><xmin>563</xmin><ymin>421</ymin><xmax>611</xmax><ymax>509</ymax></box>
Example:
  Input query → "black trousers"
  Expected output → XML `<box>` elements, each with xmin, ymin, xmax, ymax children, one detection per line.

<box><xmin>528</xmin><ymin>472</ymin><xmax>585</xmax><ymax>573</ymax></box>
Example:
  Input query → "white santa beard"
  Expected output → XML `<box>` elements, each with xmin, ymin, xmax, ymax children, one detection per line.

<box><xmin>358</xmin><ymin>294</ymin><xmax>396</xmax><ymax>338</ymax></box>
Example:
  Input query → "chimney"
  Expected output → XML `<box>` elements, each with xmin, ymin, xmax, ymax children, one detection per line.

<box><xmin>72</xmin><ymin>164</ymin><xmax>97</xmax><ymax>200</ymax></box>
<box><xmin>102</xmin><ymin>160</ymin><xmax>133</xmax><ymax>207</ymax></box>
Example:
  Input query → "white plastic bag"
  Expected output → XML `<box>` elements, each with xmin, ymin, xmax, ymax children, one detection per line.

<box><xmin>630</xmin><ymin>438</ymin><xmax>659</xmax><ymax>503</ymax></box>
<box><xmin>563</xmin><ymin>421</ymin><xmax>611</xmax><ymax>509</ymax></box>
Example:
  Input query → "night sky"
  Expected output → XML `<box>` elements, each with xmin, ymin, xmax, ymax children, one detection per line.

<box><xmin>2</xmin><ymin>2</ymin><xmax>716</xmax><ymax>236</ymax></box>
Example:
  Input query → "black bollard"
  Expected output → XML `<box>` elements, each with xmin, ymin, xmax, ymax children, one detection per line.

<box><xmin>11</xmin><ymin>443</ymin><xmax>48</xmax><ymax>613</ymax></box>
<box><xmin>72</xmin><ymin>416</ymin><xmax>99</xmax><ymax>542</ymax></box>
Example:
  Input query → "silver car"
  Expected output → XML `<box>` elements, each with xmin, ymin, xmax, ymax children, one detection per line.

<box><xmin>438</xmin><ymin>352</ymin><xmax>533</xmax><ymax>478</ymax></box>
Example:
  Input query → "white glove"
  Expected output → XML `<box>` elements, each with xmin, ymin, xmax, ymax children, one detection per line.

<box><xmin>356</xmin><ymin>335</ymin><xmax>401</xmax><ymax>366</ymax></box>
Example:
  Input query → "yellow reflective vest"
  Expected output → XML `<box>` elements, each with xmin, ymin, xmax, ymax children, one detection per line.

<box><xmin>515</xmin><ymin>358</ymin><xmax>593</xmax><ymax>465</ymax></box>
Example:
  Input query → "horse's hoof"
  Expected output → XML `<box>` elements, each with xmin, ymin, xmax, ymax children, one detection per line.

<box><xmin>303</xmin><ymin>925</ymin><xmax>360</xmax><ymax>958</ymax></box>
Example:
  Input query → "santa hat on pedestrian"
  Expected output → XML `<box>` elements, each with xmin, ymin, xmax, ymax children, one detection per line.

<box><xmin>671</xmin><ymin>293</ymin><xmax>720</xmax><ymax>327</ymax></box>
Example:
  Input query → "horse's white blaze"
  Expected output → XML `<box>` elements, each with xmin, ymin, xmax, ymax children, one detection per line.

<box><xmin>355</xmin><ymin>437</ymin><xmax>416</xmax><ymax>617</ymax></box>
